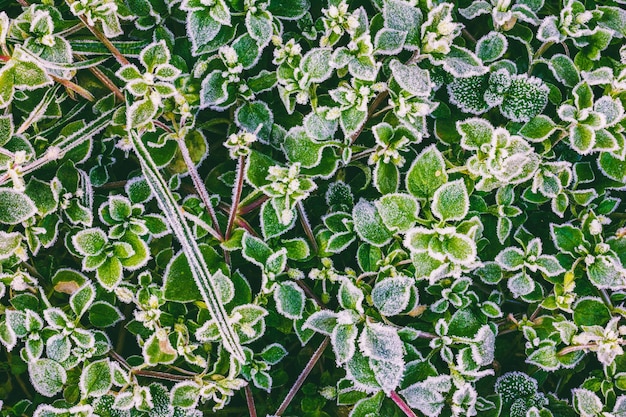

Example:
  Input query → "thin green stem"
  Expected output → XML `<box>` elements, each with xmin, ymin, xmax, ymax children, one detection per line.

<box><xmin>226</xmin><ymin>156</ymin><xmax>246</xmax><ymax>241</ymax></box>
<box><xmin>297</xmin><ymin>201</ymin><xmax>319</xmax><ymax>255</ymax></box>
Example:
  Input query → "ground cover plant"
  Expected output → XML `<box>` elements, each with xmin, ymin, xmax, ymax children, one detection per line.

<box><xmin>1</xmin><ymin>0</ymin><xmax>626</xmax><ymax>415</ymax></box>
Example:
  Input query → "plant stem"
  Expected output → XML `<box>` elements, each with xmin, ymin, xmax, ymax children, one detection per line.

<box><xmin>86</xmin><ymin>63</ymin><xmax>125</xmax><ymax>102</ymax></box>
<box><xmin>245</xmin><ymin>385</ymin><xmax>258</xmax><ymax>417</ymax></box>
<box><xmin>390</xmin><ymin>390</ymin><xmax>419</xmax><ymax>417</ymax></box>
<box><xmin>177</xmin><ymin>137</ymin><xmax>223</xmax><ymax>240</ymax></box>
<box><xmin>297</xmin><ymin>201</ymin><xmax>318</xmax><ymax>255</ymax></box>
<box><xmin>77</xmin><ymin>15</ymin><xmax>130</xmax><ymax>66</ymax></box>
<box><xmin>238</xmin><ymin>195</ymin><xmax>269</xmax><ymax>215</ymax></box>
<box><xmin>51</xmin><ymin>75</ymin><xmax>95</xmax><ymax>101</ymax></box>
<box><xmin>226</xmin><ymin>156</ymin><xmax>246</xmax><ymax>241</ymax></box>
<box><xmin>274</xmin><ymin>337</ymin><xmax>329</xmax><ymax>416</ymax></box>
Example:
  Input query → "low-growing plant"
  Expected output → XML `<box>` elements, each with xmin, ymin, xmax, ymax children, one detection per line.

<box><xmin>1</xmin><ymin>0</ymin><xmax>626</xmax><ymax>416</ymax></box>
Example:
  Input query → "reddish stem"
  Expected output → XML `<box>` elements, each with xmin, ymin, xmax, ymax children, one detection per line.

<box><xmin>389</xmin><ymin>391</ymin><xmax>420</xmax><ymax>417</ymax></box>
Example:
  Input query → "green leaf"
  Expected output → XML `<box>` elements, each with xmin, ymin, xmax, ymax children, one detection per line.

<box><xmin>406</xmin><ymin>145</ymin><xmax>448</xmax><ymax>199</ymax></box>
<box><xmin>163</xmin><ymin>245</ymin><xmax>226</xmax><ymax>302</ymax></box>
<box><xmin>390</xmin><ymin>60</ymin><xmax>432</xmax><ymax>96</ymax></box>
<box><xmin>570</xmin><ymin>124</ymin><xmax>595</xmax><ymax>155</ymax></box>
<box><xmin>282</xmin><ymin>127</ymin><xmax>330</xmax><ymax>168</ymax></box>
<box><xmin>519</xmin><ymin>115</ymin><xmax>557</xmax><ymax>141</ymax></box>
<box><xmin>73</xmin><ymin>228</ymin><xmax>107</xmax><ymax>256</ymax></box>
<box><xmin>171</xmin><ymin>381</ymin><xmax>201</xmax><ymax>409</ymax></box>
<box><xmin>444</xmin><ymin>233</ymin><xmax>477</xmax><ymax>264</ymax></box>
<box><xmin>186</xmin><ymin>12</ymin><xmax>222</xmax><ymax>56</ymax></box>
<box><xmin>383</xmin><ymin>0</ymin><xmax>422</xmax><ymax>48</ymax></box>
<box><xmin>266</xmin><ymin>0</ymin><xmax>309</xmax><ymax>19</ymax></box>
<box><xmin>353</xmin><ymin>199</ymin><xmax>392</xmax><ymax>247</ymax></box>
<box><xmin>143</xmin><ymin>331</ymin><xmax>177</xmax><ymax>365</ymax></box>
<box><xmin>140</xmin><ymin>41</ymin><xmax>170</xmax><ymax>72</ymax></box>
<box><xmin>375</xmin><ymin>193</ymin><xmax>420</xmax><ymax>232</ymax></box>
<box><xmin>242</xmin><ymin>232</ymin><xmax>273</xmax><ymax>266</ymax></box>
<box><xmin>96</xmin><ymin>257</ymin><xmax>123</xmax><ymax>290</ymax></box>
<box><xmin>88</xmin><ymin>301</ymin><xmax>124</xmax><ymax>328</ymax></box>
<box><xmin>598</xmin><ymin>152</ymin><xmax>626</xmax><ymax>182</ymax></box>
<box><xmin>69</xmin><ymin>283</ymin><xmax>95</xmax><ymax>318</ymax></box>
<box><xmin>200</xmin><ymin>70</ymin><xmax>228</xmax><ymax>108</ymax></box>
<box><xmin>127</xmin><ymin>97</ymin><xmax>158</xmax><ymax>128</ymax></box>
<box><xmin>349</xmin><ymin>388</ymin><xmax>383</xmax><ymax>417</ymax></box>
<box><xmin>302</xmin><ymin>48</ymin><xmax>333</xmax><ymax>83</ymax></box>
<box><xmin>476</xmin><ymin>31</ymin><xmax>508</xmax><ymax>63</ymax></box>
<box><xmin>235</xmin><ymin>101</ymin><xmax>273</xmax><ymax>144</ymax></box>
<box><xmin>80</xmin><ymin>359</ymin><xmax>112</xmax><ymax>398</ymax></box>
<box><xmin>245</xmin><ymin>11</ymin><xmax>273</xmax><ymax>46</ymax></box>
<box><xmin>274</xmin><ymin>281</ymin><xmax>305</xmax><ymax>319</ymax></box>
<box><xmin>372</xmin><ymin>276</ymin><xmax>415</xmax><ymax>316</ymax></box>
<box><xmin>0</xmin><ymin>231</ymin><xmax>22</xmax><ymax>260</ymax></box>
<box><xmin>260</xmin><ymin>200</ymin><xmax>295</xmax><ymax>239</ymax></box>
<box><xmin>373</xmin><ymin>161</ymin><xmax>399</xmax><ymax>195</ymax></box>
<box><xmin>573</xmin><ymin>297</ymin><xmax>610</xmax><ymax>327</ymax></box>
<box><xmin>550</xmin><ymin>223</ymin><xmax>586</xmax><ymax>255</ymax></box>
<box><xmin>526</xmin><ymin>343</ymin><xmax>560</xmax><ymax>371</ymax></box>
<box><xmin>549</xmin><ymin>54</ymin><xmax>580</xmax><ymax>88</ymax></box>
<box><xmin>457</xmin><ymin>117</ymin><xmax>494</xmax><ymax>150</ymax></box>
<box><xmin>432</xmin><ymin>179</ymin><xmax>469</xmax><ymax>222</ymax></box>
<box><xmin>0</xmin><ymin>189</ymin><xmax>37</xmax><ymax>225</ymax></box>
<box><xmin>259</xmin><ymin>343</ymin><xmax>288</xmax><ymax>365</ymax></box>
<box><xmin>0</xmin><ymin>115</ymin><xmax>13</xmax><ymax>146</ymax></box>
<box><xmin>283</xmin><ymin>238</ymin><xmax>310</xmax><ymax>260</ymax></box>
<box><xmin>29</xmin><ymin>359</ymin><xmax>66</xmax><ymax>397</ymax></box>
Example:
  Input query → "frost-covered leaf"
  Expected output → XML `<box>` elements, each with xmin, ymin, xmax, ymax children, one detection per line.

<box><xmin>519</xmin><ymin>115</ymin><xmax>557</xmax><ymax>141</ymax></box>
<box><xmin>400</xmin><ymin>375</ymin><xmax>452</xmax><ymax>417</ymax></box>
<box><xmin>171</xmin><ymin>381</ymin><xmax>201</xmax><ymax>409</ymax></box>
<box><xmin>70</xmin><ymin>282</ymin><xmax>96</xmax><ymax>318</ymax></box>
<box><xmin>235</xmin><ymin>101</ymin><xmax>273</xmax><ymax>144</ymax></box>
<box><xmin>349</xmin><ymin>391</ymin><xmax>383</xmax><ymax>417</ymax></box>
<box><xmin>549</xmin><ymin>54</ymin><xmax>580</xmax><ymax>88</ymax></box>
<box><xmin>302</xmin><ymin>48</ymin><xmax>333</xmax><ymax>83</ymax></box>
<box><xmin>0</xmin><ymin>189</ymin><xmax>37</xmax><ymax>225</ymax></box>
<box><xmin>383</xmin><ymin>0</ymin><xmax>422</xmax><ymax>48</ymax></box>
<box><xmin>432</xmin><ymin>179</ymin><xmax>469</xmax><ymax>222</ymax></box>
<box><xmin>80</xmin><ymin>359</ymin><xmax>112</xmax><ymax>398</ymax></box>
<box><xmin>0</xmin><ymin>231</ymin><xmax>22</xmax><ymax>260</ymax></box>
<box><xmin>526</xmin><ymin>343</ymin><xmax>559</xmax><ymax>371</ymax></box>
<box><xmin>457</xmin><ymin>118</ymin><xmax>494</xmax><ymax>150</ymax></box>
<box><xmin>359</xmin><ymin>322</ymin><xmax>403</xmax><ymax>364</ymax></box>
<box><xmin>476</xmin><ymin>32</ymin><xmax>508</xmax><ymax>63</ymax></box>
<box><xmin>500</xmin><ymin>75</ymin><xmax>549</xmax><ymax>122</ymax></box>
<box><xmin>374</xmin><ymin>28</ymin><xmax>406</xmax><ymax>55</ymax></box>
<box><xmin>550</xmin><ymin>223</ymin><xmax>586</xmax><ymax>255</ymax></box>
<box><xmin>352</xmin><ymin>199</ymin><xmax>392</xmax><ymax>247</ymax></box>
<box><xmin>274</xmin><ymin>281</ymin><xmax>305</xmax><ymax>319</ymax></box>
<box><xmin>29</xmin><ymin>358</ymin><xmax>66</xmax><ymax>397</ymax></box>
<box><xmin>88</xmin><ymin>301</ymin><xmax>124</xmax><ymax>328</ymax></box>
<box><xmin>573</xmin><ymin>389</ymin><xmax>604</xmax><ymax>417</ymax></box>
<box><xmin>246</xmin><ymin>11</ymin><xmax>273</xmax><ymax>46</ymax></box>
<box><xmin>406</xmin><ymin>145</ymin><xmax>448</xmax><ymax>199</ymax></box>
<box><xmin>375</xmin><ymin>193</ymin><xmax>420</xmax><ymax>232</ymax></box>
<box><xmin>332</xmin><ymin>323</ymin><xmax>358</xmax><ymax>366</ymax></box>
<box><xmin>390</xmin><ymin>60</ymin><xmax>432</xmax><ymax>96</ymax></box>
<box><xmin>302</xmin><ymin>310</ymin><xmax>338</xmax><ymax>335</ymax></box>
<box><xmin>372</xmin><ymin>276</ymin><xmax>416</xmax><ymax>316</ymax></box>
<box><xmin>259</xmin><ymin>343</ymin><xmax>288</xmax><ymax>365</ymax></box>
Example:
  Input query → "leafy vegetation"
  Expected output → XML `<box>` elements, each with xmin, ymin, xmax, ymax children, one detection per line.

<box><xmin>0</xmin><ymin>0</ymin><xmax>626</xmax><ymax>416</ymax></box>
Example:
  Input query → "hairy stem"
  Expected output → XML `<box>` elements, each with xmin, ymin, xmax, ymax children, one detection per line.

<box><xmin>76</xmin><ymin>15</ymin><xmax>130</xmax><ymax>66</ymax></box>
<box><xmin>297</xmin><ymin>201</ymin><xmax>318</xmax><ymax>255</ymax></box>
<box><xmin>177</xmin><ymin>137</ymin><xmax>223</xmax><ymax>240</ymax></box>
<box><xmin>274</xmin><ymin>337</ymin><xmax>329</xmax><ymax>416</ymax></box>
